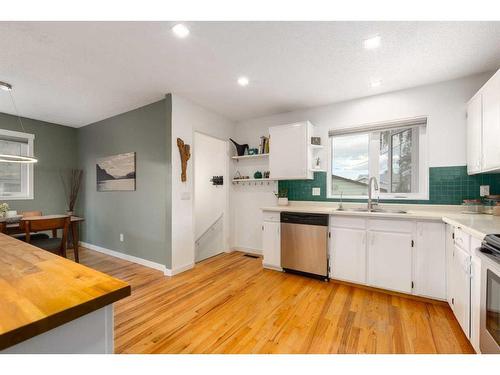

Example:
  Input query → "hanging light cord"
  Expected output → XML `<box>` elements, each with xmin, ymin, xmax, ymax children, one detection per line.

<box><xmin>8</xmin><ymin>89</ymin><xmax>26</xmax><ymax>133</ymax></box>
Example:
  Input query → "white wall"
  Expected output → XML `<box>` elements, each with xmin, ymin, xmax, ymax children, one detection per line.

<box><xmin>171</xmin><ymin>94</ymin><xmax>235</xmax><ymax>272</ymax></box>
<box><xmin>231</xmin><ymin>72</ymin><xmax>493</xmax><ymax>252</ymax></box>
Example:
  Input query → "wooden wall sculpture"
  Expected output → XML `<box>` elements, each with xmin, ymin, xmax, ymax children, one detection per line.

<box><xmin>177</xmin><ymin>138</ymin><xmax>191</xmax><ymax>182</ymax></box>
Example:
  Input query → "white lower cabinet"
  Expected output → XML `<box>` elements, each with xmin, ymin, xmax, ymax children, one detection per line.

<box><xmin>262</xmin><ymin>221</ymin><xmax>281</xmax><ymax>270</ymax></box>
<box><xmin>330</xmin><ymin>217</ymin><xmax>446</xmax><ymax>299</ymax></box>
<box><xmin>470</xmin><ymin>237</ymin><xmax>482</xmax><ymax>353</ymax></box>
<box><xmin>367</xmin><ymin>230</ymin><xmax>413</xmax><ymax>294</ymax></box>
<box><xmin>330</xmin><ymin>227</ymin><xmax>366</xmax><ymax>284</ymax></box>
<box><xmin>414</xmin><ymin>222</ymin><xmax>446</xmax><ymax>300</ymax></box>
<box><xmin>445</xmin><ymin>224</ymin><xmax>455</xmax><ymax>306</ymax></box>
<box><xmin>450</xmin><ymin>244</ymin><xmax>471</xmax><ymax>337</ymax></box>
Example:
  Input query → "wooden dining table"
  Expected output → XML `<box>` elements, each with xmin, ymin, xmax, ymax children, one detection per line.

<box><xmin>0</xmin><ymin>215</ymin><xmax>85</xmax><ymax>263</ymax></box>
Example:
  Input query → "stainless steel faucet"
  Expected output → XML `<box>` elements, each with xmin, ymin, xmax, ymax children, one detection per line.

<box><xmin>367</xmin><ymin>176</ymin><xmax>379</xmax><ymax>212</ymax></box>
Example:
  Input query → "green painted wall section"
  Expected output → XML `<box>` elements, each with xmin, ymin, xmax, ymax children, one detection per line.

<box><xmin>0</xmin><ymin>112</ymin><xmax>78</xmax><ymax>214</ymax></box>
<box><xmin>77</xmin><ymin>98</ymin><xmax>172</xmax><ymax>267</ymax></box>
<box><xmin>279</xmin><ymin>166</ymin><xmax>500</xmax><ymax>205</ymax></box>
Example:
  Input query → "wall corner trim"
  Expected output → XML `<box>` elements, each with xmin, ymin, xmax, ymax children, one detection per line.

<box><xmin>168</xmin><ymin>262</ymin><xmax>195</xmax><ymax>276</ymax></box>
<box><xmin>79</xmin><ymin>241</ymin><xmax>170</xmax><ymax>274</ymax></box>
<box><xmin>231</xmin><ymin>246</ymin><xmax>263</xmax><ymax>256</ymax></box>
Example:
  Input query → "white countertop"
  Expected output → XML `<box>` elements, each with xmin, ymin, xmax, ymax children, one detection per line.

<box><xmin>261</xmin><ymin>203</ymin><xmax>500</xmax><ymax>240</ymax></box>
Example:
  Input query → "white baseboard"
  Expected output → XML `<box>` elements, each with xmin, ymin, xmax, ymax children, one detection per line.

<box><xmin>231</xmin><ymin>246</ymin><xmax>263</xmax><ymax>256</ymax></box>
<box><xmin>79</xmin><ymin>241</ymin><xmax>170</xmax><ymax>275</ymax></box>
<box><xmin>168</xmin><ymin>262</ymin><xmax>195</xmax><ymax>276</ymax></box>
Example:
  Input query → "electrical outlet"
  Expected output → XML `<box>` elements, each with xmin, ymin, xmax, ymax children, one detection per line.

<box><xmin>120</xmin><ymin>233</ymin><xmax>124</xmax><ymax>242</ymax></box>
<box><xmin>480</xmin><ymin>185</ymin><xmax>490</xmax><ymax>197</ymax></box>
<box><xmin>312</xmin><ymin>187</ymin><xmax>321</xmax><ymax>196</ymax></box>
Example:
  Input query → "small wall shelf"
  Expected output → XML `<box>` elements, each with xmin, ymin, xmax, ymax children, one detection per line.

<box><xmin>232</xmin><ymin>178</ymin><xmax>277</xmax><ymax>185</ymax></box>
<box><xmin>310</xmin><ymin>144</ymin><xmax>324</xmax><ymax>149</ymax></box>
<box><xmin>231</xmin><ymin>153</ymin><xmax>269</xmax><ymax>161</ymax></box>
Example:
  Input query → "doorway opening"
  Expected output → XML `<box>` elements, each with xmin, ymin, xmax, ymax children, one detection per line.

<box><xmin>193</xmin><ymin>132</ymin><xmax>229</xmax><ymax>262</ymax></box>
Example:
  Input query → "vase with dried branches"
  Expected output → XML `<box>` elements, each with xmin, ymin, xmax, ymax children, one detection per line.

<box><xmin>61</xmin><ymin>169</ymin><xmax>83</xmax><ymax>216</ymax></box>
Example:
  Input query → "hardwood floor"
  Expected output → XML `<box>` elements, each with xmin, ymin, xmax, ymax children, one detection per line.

<box><xmin>71</xmin><ymin>247</ymin><xmax>474</xmax><ymax>354</ymax></box>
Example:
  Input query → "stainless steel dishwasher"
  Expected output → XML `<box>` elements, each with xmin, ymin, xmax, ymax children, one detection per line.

<box><xmin>280</xmin><ymin>212</ymin><xmax>329</xmax><ymax>280</ymax></box>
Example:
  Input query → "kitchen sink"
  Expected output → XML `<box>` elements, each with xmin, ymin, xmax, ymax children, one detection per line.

<box><xmin>337</xmin><ymin>207</ymin><xmax>408</xmax><ymax>214</ymax></box>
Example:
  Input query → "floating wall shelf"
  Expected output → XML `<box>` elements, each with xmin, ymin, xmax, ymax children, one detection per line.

<box><xmin>310</xmin><ymin>144</ymin><xmax>324</xmax><ymax>149</ymax></box>
<box><xmin>231</xmin><ymin>153</ymin><xmax>269</xmax><ymax>161</ymax></box>
<box><xmin>232</xmin><ymin>178</ymin><xmax>277</xmax><ymax>185</ymax></box>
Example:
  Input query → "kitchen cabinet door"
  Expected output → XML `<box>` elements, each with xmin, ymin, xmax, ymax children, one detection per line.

<box><xmin>415</xmin><ymin>222</ymin><xmax>446</xmax><ymax>300</ymax></box>
<box><xmin>466</xmin><ymin>93</ymin><xmax>482</xmax><ymax>175</ymax></box>
<box><xmin>262</xmin><ymin>221</ymin><xmax>281</xmax><ymax>270</ymax></box>
<box><xmin>482</xmin><ymin>71</ymin><xmax>500</xmax><ymax>172</ymax></box>
<box><xmin>269</xmin><ymin>122</ymin><xmax>312</xmax><ymax>180</ymax></box>
<box><xmin>330</xmin><ymin>227</ymin><xmax>366</xmax><ymax>284</ymax></box>
<box><xmin>470</xmin><ymin>238</ymin><xmax>482</xmax><ymax>353</ymax></box>
<box><xmin>451</xmin><ymin>245</ymin><xmax>471</xmax><ymax>338</ymax></box>
<box><xmin>445</xmin><ymin>224</ymin><xmax>455</xmax><ymax>306</ymax></box>
<box><xmin>367</xmin><ymin>231</ymin><xmax>413</xmax><ymax>294</ymax></box>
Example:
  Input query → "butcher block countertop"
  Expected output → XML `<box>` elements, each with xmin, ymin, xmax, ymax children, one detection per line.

<box><xmin>0</xmin><ymin>233</ymin><xmax>130</xmax><ymax>350</ymax></box>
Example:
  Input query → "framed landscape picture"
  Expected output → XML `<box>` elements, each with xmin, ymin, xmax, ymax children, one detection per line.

<box><xmin>96</xmin><ymin>152</ymin><xmax>136</xmax><ymax>191</ymax></box>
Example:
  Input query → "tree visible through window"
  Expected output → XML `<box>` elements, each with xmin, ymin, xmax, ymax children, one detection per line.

<box><xmin>330</xmin><ymin>125</ymin><xmax>422</xmax><ymax>199</ymax></box>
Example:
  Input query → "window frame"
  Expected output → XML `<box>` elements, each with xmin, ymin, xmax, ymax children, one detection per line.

<box><xmin>0</xmin><ymin>129</ymin><xmax>35</xmax><ymax>200</ymax></box>
<box><xmin>327</xmin><ymin>122</ymin><xmax>428</xmax><ymax>201</ymax></box>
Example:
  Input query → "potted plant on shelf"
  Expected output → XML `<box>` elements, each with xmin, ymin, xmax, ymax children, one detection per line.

<box><xmin>61</xmin><ymin>169</ymin><xmax>83</xmax><ymax>216</ymax></box>
<box><xmin>275</xmin><ymin>188</ymin><xmax>289</xmax><ymax>206</ymax></box>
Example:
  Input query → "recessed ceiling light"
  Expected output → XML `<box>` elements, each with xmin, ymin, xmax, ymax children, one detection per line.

<box><xmin>237</xmin><ymin>76</ymin><xmax>249</xmax><ymax>87</ymax></box>
<box><xmin>363</xmin><ymin>35</ymin><xmax>381</xmax><ymax>50</ymax></box>
<box><xmin>370</xmin><ymin>79</ymin><xmax>382</xmax><ymax>88</ymax></box>
<box><xmin>0</xmin><ymin>81</ymin><xmax>12</xmax><ymax>91</ymax></box>
<box><xmin>172</xmin><ymin>23</ymin><xmax>190</xmax><ymax>38</ymax></box>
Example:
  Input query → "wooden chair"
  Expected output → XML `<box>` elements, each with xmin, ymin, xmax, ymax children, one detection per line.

<box><xmin>23</xmin><ymin>216</ymin><xmax>71</xmax><ymax>258</ymax></box>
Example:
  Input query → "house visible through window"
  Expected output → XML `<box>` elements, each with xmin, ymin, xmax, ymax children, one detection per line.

<box><xmin>329</xmin><ymin>118</ymin><xmax>427</xmax><ymax>200</ymax></box>
<box><xmin>0</xmin><ymin>130</ymin><xmax>35</xmax><ymax>200</ymax></box>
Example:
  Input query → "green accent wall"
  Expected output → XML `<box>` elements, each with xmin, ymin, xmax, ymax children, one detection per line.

<box><xmin>77</xmin><ymin>98</ymin><xmax>172</xmax><ymax>267</ymax></box>
<box><xmin>0</xmin><ymin>112</ymin><xmax>78</xmax><ymax>214</ymax></box>
<box><xmin>279</xmin><ymin>166</ymin><xmax>500</xmax><ymax>205</ymax></box>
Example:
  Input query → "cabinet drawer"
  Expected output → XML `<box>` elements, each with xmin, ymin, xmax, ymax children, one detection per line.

<box><xmin>368</xmin><ymin>219</ymin><xmax>413</xmax><ymax>233</ymax></box>
<box><xmin>262</xmin><ymin>211</ymin><xmax>280</xmax><ymax>222</ymax></box>
<box><xmin>454</xmin><ymin>227</ymin><xmax>471</xmax><ymax>253</ymax></box>
<box><xmin>330</xmin><ymin>216</ymin><xmax>366</xmax><ymax>229</ymax></box>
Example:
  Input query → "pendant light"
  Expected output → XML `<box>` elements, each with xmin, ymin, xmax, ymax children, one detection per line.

<box><xmin>0</xmin><ymin>81</ymin><xmax>37</xmax><ymax>163</ymax></box>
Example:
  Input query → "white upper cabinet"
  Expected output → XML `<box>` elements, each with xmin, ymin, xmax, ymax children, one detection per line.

<box><xmin>467</xmin><ymin>69</ymin><xmax>500</xmax><ymax>174</ymax></box>
<box><xmin>269</xmin><ymin>121</ymin><xmax>314</xmax><ymax>180</ymax></box>
<box><xmin>466</xmin><ymin>93</ymin><xmax>482</xmax><ymax>175</ymax></box>
<box><xmin>481</xmin><ymin>71</ymin><xmax>500</xmax><ymax>172</ymax></box>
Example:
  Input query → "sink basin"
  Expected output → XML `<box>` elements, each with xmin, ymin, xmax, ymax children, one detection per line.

<box><xmin>336</xmin><ymin>207</ymin><xmax>407</xmax><ymax>214</ymax></box>
<box><xmin>373</xmin><ymin>209</ymin><xmax>408</xmax><ymax>214</ymax></box>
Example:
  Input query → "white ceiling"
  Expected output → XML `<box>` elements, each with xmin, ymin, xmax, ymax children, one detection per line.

<box><xmin>0</xmin><ymin>21</ymin><xmax>499</xmax><ymax>128</ymax></box>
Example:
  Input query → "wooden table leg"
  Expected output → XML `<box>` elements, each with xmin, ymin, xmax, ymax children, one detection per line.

<box><xmin>71</xmin><ymin>221</ymin><xmax>80</xmax><ymax>263</ymax></box>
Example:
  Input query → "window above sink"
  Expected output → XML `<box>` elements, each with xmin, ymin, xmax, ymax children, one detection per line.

<box><xmin>327</xmin><ymin>117</ymin><xmax>429</xmax><ymax>201</ymax></box>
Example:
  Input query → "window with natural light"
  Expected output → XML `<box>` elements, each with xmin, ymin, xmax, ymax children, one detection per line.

<box><xmin>329</xmin><ymin>118</ymin><xmax>428</xmax><ymax>200</ymax></box>
<box><xmin>0</xmin><ymin>130</ymin><xmax>34</xmax><ymax>200</ymax></box>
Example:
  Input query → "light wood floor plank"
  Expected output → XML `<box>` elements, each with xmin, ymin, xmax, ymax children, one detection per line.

<box><xmin>68</xmin><ymin>248</ymin><xmax>475</xmax><ymax>354</ymax></box>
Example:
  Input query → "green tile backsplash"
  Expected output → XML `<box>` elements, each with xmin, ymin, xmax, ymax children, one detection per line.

<box><xmin>278</xmin><ymin>166</ymin><xmax>500</xmax><ymax>205</ymax></box>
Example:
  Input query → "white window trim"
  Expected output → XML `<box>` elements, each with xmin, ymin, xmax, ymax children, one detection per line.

<box><xmin>0</xmin><ymin>129</ymin><xmax>35</xmax><ymax>200</ymax></box>
<box><xmin>327</xmin><ymin>123</ymin><xmax>429</xmax><ymax>201</ymax></box>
